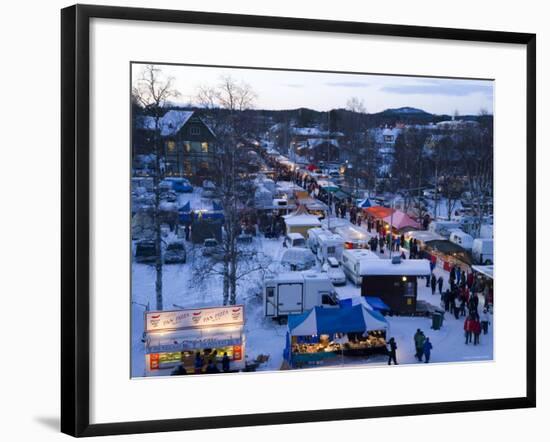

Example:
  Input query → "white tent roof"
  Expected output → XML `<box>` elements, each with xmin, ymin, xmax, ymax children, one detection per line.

<box><xmin>284</xmin><ymin>214</ymin><xmax>322</xmax><ymax>227</ymax></box>
<box><xmin>360</xmin><ymin>259</ymin><xmax>431</xmax><ymax>276</ymax></box>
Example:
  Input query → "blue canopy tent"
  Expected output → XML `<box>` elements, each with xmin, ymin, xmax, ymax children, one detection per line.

<box><xmin>364</xmin><ymin>296</ymin><xmax>391</xmax><ymax>314</ymax></box>
<box><xmin>285</xmin><ymin>305</ymin><xmax>388</xmax><ymax>365</ymax></box>
<box><xmin>357</xmin><ymin>198</ymin><xmax>373</xmax><ymax>209</ymax></box>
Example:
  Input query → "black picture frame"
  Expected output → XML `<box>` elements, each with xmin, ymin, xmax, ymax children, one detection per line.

<box><xmin>61</xmin><ymin>4</ymin><xmax>536</xmax><ymax>437</ymax></box>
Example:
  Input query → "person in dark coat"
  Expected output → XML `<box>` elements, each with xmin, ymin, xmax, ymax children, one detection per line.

<box><xmin>450</xmin><ymin>266</ymin><xmax>456</xmax><ymax>284</ymax></box>
<box><xmin>194</xmin><ymin>352</ymin><xmax>204</xmax><ymax>374</ymax></box>
<box><xmin>423</xmin><ymin>338</ymin><xmax>433</xmax><ymax>363</ymax></box>
<box><xmin>205</xmin><ymin>360</ymin><xmax>220</xmax><ymax>374</ymax></box>
<box><xmin>443</xmin><ymin>289</ymin><xmax>451</xmax><ymax>312</ymax></box>
<box><xmin>472</xmin><ymin>318</ymin><xmax>482</xmax><ymax>345</ymax></box>
<box><xmin>414</xmin><ymin>329</ymin><xmax>426</xmax><ymax>362</ymax></box>
<box><xmin>222</xmin><ymin>352</ymin><xmax>230</xmax><ymax>373</ymax></box>
<box><xmin>430</xmin><ymin>274</ymin><xmax>437</xmax><ymax>294</ymax></box>
<box><xmin>426</xmin><ymin>272</ymin><xmax>431</xmax><ymax>288</ymax></box>
<box><xmin>184</xmin><ymin>223</ymin><xmax>190</xmax><ymax>241</ymax></box>
<box><xmin>461</xmin><ymin>270</ymin><xmax>466</xmax><ymax>286</ymax></box>
<box><xmin>387</xmin><ymin>337</ymin><xmax>398</xmax><ymax>365</ymax></box>
<box><xmin>437</xmin><ymin>276</ymin><xmax>444</xmax><ymax>295</ymax></box>
<box><xmin>170</xmin><ymin>362</ymin><xmax>188</xmax><ymax>376</ymax></box>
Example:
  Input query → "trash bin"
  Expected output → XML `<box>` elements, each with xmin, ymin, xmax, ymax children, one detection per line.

<box><xmin>431</xmin><ymin>312</ymin><xmax>444</xmax><ymax>330</ymax></box>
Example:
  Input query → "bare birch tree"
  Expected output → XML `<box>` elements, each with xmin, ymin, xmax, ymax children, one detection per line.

<box><xmin>132</xmin><ymin>65</ymin><xmax>179</xmax><ymax>311</ymax></box>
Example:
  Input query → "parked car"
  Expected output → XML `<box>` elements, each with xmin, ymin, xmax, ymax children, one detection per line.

<box><xmin>283</xmin><ymin>232</ymin><xmax>306</xmax><ymax>248</ymax></box>
<box><xmin>167</xmin><ymin>177</ymin><xmax>193</xmax><ymax>193</ymax></box>
<box><xmin>203</xmin><ymin>238</ymin><xmax>223</xmax><ymax>258</ymax></box>
<box><xmin>322</xmin><ymin>257</ymin><xmax>346</xmax><ymax>285</ymax></box>
<box><xmin>164</xmin><ymin>240</ymin><xmax>187</xmax><ymax>264</ymax></box>
<box><xmin>134</xmin><ymin>240</ymin><xmax>156</xmax><ymax>264</ymax></box>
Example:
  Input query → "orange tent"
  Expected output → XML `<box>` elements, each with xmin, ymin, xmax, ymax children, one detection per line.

<box><xmin>364</xmin><ymin>206</ymin><xmax>395</xmax><ymax>219</ymax></box>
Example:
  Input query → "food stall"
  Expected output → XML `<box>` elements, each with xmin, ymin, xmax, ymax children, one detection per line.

<box><xmin>284</xmin><ymin>304</ymin><xmax>388</xmax><ymax>367</ymax></box>
<box><xmin>144</xmin><ymin>306</ymin><xmax>245</xmax><ymax>376</ymax></box>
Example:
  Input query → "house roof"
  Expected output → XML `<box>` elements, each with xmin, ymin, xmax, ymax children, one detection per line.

<box><xmin>159</xmin><ymin>110</ymin><xmax>194</xmax><ymax>136</ymax></box>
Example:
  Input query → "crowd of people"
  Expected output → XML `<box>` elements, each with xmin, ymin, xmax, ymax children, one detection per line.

<box><xmin>170</xmin><ymin>351</ymin><xmax>232</xmax><ymax>376</ymax></box>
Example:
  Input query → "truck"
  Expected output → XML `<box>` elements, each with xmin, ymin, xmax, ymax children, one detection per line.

<box><xmin>449</xmin><ymin>229</ymin><xmax>474</xmax><ymax>250</ymax></box>
<box><xmin>263</xmin><ymin>272</ymin><xmax>338</xmax><ymax>320</ymax></box>
<box><xmin>472</xmin><ymin>238</ymin><xmax>494</xmax><ymax>264</ymax></box>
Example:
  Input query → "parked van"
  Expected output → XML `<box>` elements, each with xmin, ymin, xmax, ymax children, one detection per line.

<box><xmin>283</xmin><ymin>232</ymin><xmax>306</xmax><ymax>248</ymax></box>
<box><xmin>472</xmin><ymin>238</ymin><xmax>493</xmax><ymax>265</ymax></box>
<box><xmin>449</xmin><ymin>229</ymin><xmax>474</xmax><ymax>250</ymax></box>
<box><xmin>307</xmin><ymin>227</ymin><xmax>327</xmax><ymax>254</ymax></box>
<box><xmin>263</xmin><ymin>272</ymin><xmax>338</xmax><ymax>319</ymax></box>
<box><xmin>316</xmin><ymin>232</ymin><xmax>344</xmax><ymax>262</ymax></box>
<box><xmin>341</xmin><ymin>249</ymin><xmax>380</xmax><ymax>285</ymax></box>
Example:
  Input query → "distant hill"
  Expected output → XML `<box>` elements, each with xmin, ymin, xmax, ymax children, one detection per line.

<box><xmin>380</xmin><ymin>107</ymin><xmax>431</xmax><ymax>115</ymax></box>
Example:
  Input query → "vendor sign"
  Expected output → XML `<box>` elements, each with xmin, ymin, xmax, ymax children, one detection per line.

<box><xmin>146</xmin><ymin>305</ymin><xmax>244</xmax><ymax>332</ymax></box>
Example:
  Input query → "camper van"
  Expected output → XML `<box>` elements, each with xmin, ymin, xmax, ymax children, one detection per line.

<box><xmin>472</xmin><ymin>238</ymin><xmax>494</xmax><ymax>264</ymax></box>
<box><xmin>449</xmin><ymin>229</ymin><xmax>474</xmax><ymax>250</ymax></box>
<box><xmin>341</xmin><ymin>249</ymin><xmax>380</xmax><ymax>286</ymax></box>
<box><xmin>307</xmin><ymin>227</ymin><xmax>327</xmax><ymax>254</ymax></box>
<box><xmin>263</xmin><ymin>272</ymin><xmax>338</xmax><ymax>320</ymax></box>
<box><xmin>316</xmin><ymin>232</ymin><xmax>344</xmax><ymax>262</ymax></box>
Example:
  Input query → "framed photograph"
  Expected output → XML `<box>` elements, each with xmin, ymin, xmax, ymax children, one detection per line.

<box><xmin>61</xmin><ymin>4</ymin><xmax>536</xmax><ymax>437</ymax></box>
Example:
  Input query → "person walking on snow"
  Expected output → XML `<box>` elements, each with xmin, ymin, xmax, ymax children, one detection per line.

<box><xmin>423</xmin><ymin>338</ymin><xmax>433</xmax><ymax>363</ymax></box>
<box><xmin>414</xmin><ymin>329</ymin><xmax>426</xmax><ymax>362</ymax></box>
<box><xmin>464</xmin><ymin>316</ymin><xmax>474</xmax><ymax>344</ymax></box>
<box><xmin>472</xmin><ymin>317</ymin><xmax>482</xmax><ymax>345</ymax></box>
<box><xmin>438</xmin><ymin>276</ymin><xmax>444</xmax><ymax>295</ymax></box>
<box><xmin>387</xmin><ymin>337</ymin><xmax>398</xmax><ymax>365</ymax></box>
<box><xmin>480</xmin><ymin>309</ymin><xmax>491</xmax><ymax>335</ymax></box>
<box><xmin>430</xmin><ymin>274</ymin><xmax>437</xmax><ymax>295</ymax></box>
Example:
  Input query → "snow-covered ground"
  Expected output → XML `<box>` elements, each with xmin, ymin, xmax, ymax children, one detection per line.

<box><xmin>131</xmin><ymin>189</ymin><xmax>493</xmax><ymax>377</ymax></box>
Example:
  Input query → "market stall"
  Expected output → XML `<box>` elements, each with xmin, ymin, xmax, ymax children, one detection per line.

<box><xmin>144</xmin><ymin>306</ymin><xmax>245</xmax><ymax>376</ymax></box>
<box><xmin>283</xmin><ymin>205</ymin><xmax>322</xmax><ymax>236</ymax></box>
<box><xmin>422</xmin><ymin>239</ymin><xmax>472</xmax><ymax>272</ymax></box>
<box><xmin>284</xmin><ymin>305</ymin><xmax>389</xmax><ymax>367</ymax></box>
<box><xmin>382</xmin><ymin>210</ymin><xmax>421</xmax><ymax>233</ymax></box>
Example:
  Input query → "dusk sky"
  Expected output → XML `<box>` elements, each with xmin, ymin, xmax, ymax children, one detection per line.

<box><xmin>132</xmin><ymin>63</ymin><xmax>494</xmax><ymax>115</ymax></box>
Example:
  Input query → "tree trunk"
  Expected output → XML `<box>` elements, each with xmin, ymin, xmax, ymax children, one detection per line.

<box><xmin>153</xmin><ymin>124</ymin><xmax>163</xmax><ymax>311</ymax></box>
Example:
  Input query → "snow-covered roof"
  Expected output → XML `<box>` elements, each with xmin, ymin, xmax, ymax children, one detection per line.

<box><xmin>135</xmin><ymin>110</ymin><xmax>199</xmax><ymax>137</ymax></box>
<box><xmin>306</xmin><ymin>138</ymin><xmax>340</xmax><ymax>149</ymax></box>
<box><xmin>284</xmin><ymin>214</ymin><xmax>322</xmax><ymax>227</ymax></box>
<box><xmin>292</xmin><ymin>127</ymin><xmax>327</xmax><ymax>137</ymax></box>
<box><xmin>159</xmin><ymin>110</ymin><xmax>194</xmax><ymax>136</ymax></box>
<box><xmin>343</xmin><ymin>249</ymin><xmax>380</xmax><ymax>261</ymax></box>
<box><xmin>406</xmin><ymin>231</ymin><xmax>444</xmax><ymax>243</ymax></box>
<box><xmin>471</xmin><ymin>265</ymin><xmax>494</xmax><ymax>279</ymax></box>
<box><xmin>360</xmin><ymin>259</ymin><xmax>431</xmax><ymax>276</ymax></box>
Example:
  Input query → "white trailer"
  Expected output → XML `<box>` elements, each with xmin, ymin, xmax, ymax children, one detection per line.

<box><xmin>449</xmin><ymin>229</ymin><xmax>474</xmax><ymax>250</ymax></box>
<box><xmin>472</xmin><ymin>238</ymin><xmax>494</xmax><ymax>264</ymax></box>
<box><xmin>316</xmin><ymin>232</ymin><xmax>344</xmax><ymax>262</ymax></box>
<box><xmin>263</xmin><ymin>272</ymin><xmax>338</xmax><ymax>319</ymax></box>
<box><xmin>341</xmin><ymin>249</ymin><xmax>380</xmax><ymax>286</ymax></box>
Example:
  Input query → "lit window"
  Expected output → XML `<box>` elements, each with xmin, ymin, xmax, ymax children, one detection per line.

<box><xmin>184</xmin><ymin>142</ymin><xmax>191</xmax><ymax>152</ymax></box>
<box><xmin>201</xmin><ymin>142</ymin><xmax>209</xmax><ymax>153</ymax></box>
<box><xmin>167</xmin><ymin>141</ymin><xmax>176</xmax><ymax>152</ymax></box>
